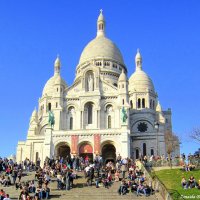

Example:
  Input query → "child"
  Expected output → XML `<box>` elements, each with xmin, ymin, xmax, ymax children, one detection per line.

<box><xmin>114</xmin><ymin>171</ymin><xmax>120</xmax><ymax>182</ymax></box>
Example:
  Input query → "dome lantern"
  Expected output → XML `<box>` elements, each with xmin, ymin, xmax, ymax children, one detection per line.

<box><xmin>97</xmin><ymin>9</ymin><xmax>105</xmax><ymax>37</ymax></box>
<box><xmin>135</xmin><ymin>49</ymin><xmax>142</xmax><ymax>71</ymax></box>
<box><xmin>54</xmin><ymin>55</ymin><xmax>61</xmax><ymax>75</ymax></box>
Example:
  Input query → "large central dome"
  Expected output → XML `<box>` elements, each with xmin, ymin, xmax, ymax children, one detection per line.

<box><xmin>77</xmin><ymin>10</ymin><xmax>125</xmax><ymax>68</ymax></box>
<box><xmin>79</xmin><ymin>36</ymin><xmax>124</xmax><ymax>65</ymax></box>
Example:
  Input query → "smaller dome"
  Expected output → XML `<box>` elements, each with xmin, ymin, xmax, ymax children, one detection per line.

<box><xmin>129</xmin><ymin>70</ymin><xmax>155</xmax><ymax>92</ymax></box>
<box><xmin>42</xmin><ymin>74</ymin><xmax>67</xmax><ymax>96</ymax></box>
<box><xmin>118</xmin><ymin>69</ymin><xmax>127</xmax><ymax>82</ymax></box>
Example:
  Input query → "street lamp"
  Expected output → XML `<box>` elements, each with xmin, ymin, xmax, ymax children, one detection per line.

<box><xmin>154</xmin><ymin>122</ymin><xmax>160</xmax><ymax>156</ymax></box>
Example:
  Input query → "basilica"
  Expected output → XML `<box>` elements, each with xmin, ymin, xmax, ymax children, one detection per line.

<box><xmin>16</xmin><ymin>11</ymin><xmax>179</xmax><ymax>164</ymax></box>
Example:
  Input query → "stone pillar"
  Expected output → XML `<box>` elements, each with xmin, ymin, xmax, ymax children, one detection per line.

<box><xmin>146</xmin><ymin>92</ymin><xmax>150</xmax><ymax>108</ymax></box>
<box><xmin>43</xmin><ymin>126</ymin><xmax>53</xmax><ymax>163</ymax></box>
<box><xmin>120</xmin><ymin>131</ymin><xmax>130</xmax><ymax>158</ymax></box>
<box><xmin>16</xmin><ymin>144</ymin><xmax>23</xmax><ymax>163</ymax></box>
<box><xmin>25</xmin><ymin>141</ymin><xmax>32</xmax><ymax>160</ymax></box>
<box><xmin>81</xmin><ymin>111</ymin><xmax>83</xmax><ymax>129</ymax></box>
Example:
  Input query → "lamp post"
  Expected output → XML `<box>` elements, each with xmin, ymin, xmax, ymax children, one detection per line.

<box><xmin>154</xmin><ymin>122</ymin><xmax>160</xmax><ymax>156</ymax></box>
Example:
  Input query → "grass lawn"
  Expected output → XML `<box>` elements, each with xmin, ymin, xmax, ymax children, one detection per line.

<box><xmin>155</xmin><ymin>168</ymin><xmax>200</xmax><ymax>200</ymax></box>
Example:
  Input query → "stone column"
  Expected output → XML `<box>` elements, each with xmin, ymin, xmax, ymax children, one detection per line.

<box><xmin>120</xmin><ymin>131</ymin><xmax>130</xmax><ymax>158</ymax></box>
<box><xmin>43</xmin><ymin>126</ymin><xmax>53</xmax><ymax>163</ymax></box>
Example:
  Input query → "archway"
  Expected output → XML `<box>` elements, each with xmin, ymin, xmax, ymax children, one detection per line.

<box><xmin>54</xmin><ymin>142</ymin><xmax>71</xmax><ymax>160</ymax></box>
<box><xmin>79</xmin><ymin>142</ymin><xmax>93</xmax><ymax>162</ymax></box>
<box><xmin>101</xmin><ymin>143</ymin><xmax>116</xmax><ymax>164</ymax></box>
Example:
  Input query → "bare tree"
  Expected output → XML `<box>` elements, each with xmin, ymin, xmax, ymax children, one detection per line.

<box><xmin>165</xmin><ymin>130</ymin><xmax>180</xmax><ymax>168</ymax></box>
<box><xmin>190</xmin><ymin>127</ymin><xmax>200</xmax><ymax>143</ymax></box>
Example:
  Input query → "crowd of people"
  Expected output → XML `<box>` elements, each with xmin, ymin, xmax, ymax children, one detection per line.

<box><xmin>0</xmin><ymin>157</ymin><xmax>23</xmax><ymax>200</ymax></box>
<box><xmin>115</xmin><ymin>155</ymin><xmax>153</xmax><ymax>196</ymax></box>
<box><xmin>0</xmin><ymin>154</ymin><xmax>156</xmax><ymax>199</ymax></box>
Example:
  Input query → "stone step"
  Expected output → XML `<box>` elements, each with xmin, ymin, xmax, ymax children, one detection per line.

<box><xmin>1</xmin><ymin>172</ymin><xmax>158</xmax><ymax>200</ymax></box>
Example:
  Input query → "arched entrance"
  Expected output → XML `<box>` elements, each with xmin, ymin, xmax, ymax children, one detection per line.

<box><xmin>101</xmin><ymin>142</ymin><xmax>116</xmax><ymax>164</ymax></box>
<box><xmin>55</xmin><ymin>142</ymin><xmax>71</xmax><ymax>160</ymax></box>
<box><xmin>79</xmin><ymin>142</ymin><xmax>93</xmax><ymax>162</ymax></box>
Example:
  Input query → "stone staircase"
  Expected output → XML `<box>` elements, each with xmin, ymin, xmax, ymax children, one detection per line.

<box><xmin>3</xmin><ymin>172</ymin><xmax>158</xmax><ymax>200</ymax></box>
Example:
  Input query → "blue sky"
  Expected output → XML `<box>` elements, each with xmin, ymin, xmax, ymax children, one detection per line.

<box><xmin>0</xmin><ymin>0</ymin><xmax>199</xmax><ymax>157</ymax></box>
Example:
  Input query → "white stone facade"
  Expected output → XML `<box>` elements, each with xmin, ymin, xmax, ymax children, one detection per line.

<box><xmin>16</xmin><ymin>11</ymin><xmax>179</xmax><ymax>164</ymax></box>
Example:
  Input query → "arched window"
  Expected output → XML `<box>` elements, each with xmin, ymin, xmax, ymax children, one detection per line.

<box><xmin>70</xmin><ymin>117</ymin><xmax>73</xmax><ymax>130</ymax></box>
<box><xmin>151</xmin><ymin>149</ymin><xmax>154</xmax><ymax>156</ymax></box>
<box><xmin>136</xmin><ymin>149</ymin><xmax>139</xmax><ymax>159</ymax></box>
<box><xmin>153</xmin><ymin>101</ymin><xmax>155</xmax><ymax>109</ymax></box>
<box><xmin>130</xmin><ymin>100</ymin><xmax>133</xmax><ymax>109</ymax></box>
<box><xmin>48</xmin><ymin>103</ymin><xmax>51</xmax><ymax>111</ymax></box>
<box><xmin>122</xmin><ymin>84</ymin><xmax>124</xmax><ymax>88</ymax></box>
<box><xmin>99</xmin><ymin>24</ymin><xmax>103</xmax><ymax>30</ymax></box>
<box><xmin>142</xmin><ymin>98</ymin><xmax>145</xmax><ymax>108</ymax></box>
<box><xmin>56</xmin><ymin>102</ymin><xmax>58</xmax><ymax>108</ymax></box>
<box><xmin>138</xmin><ymin>99</ymin><xmax>141</xmax><ymax>108</ymax></box>
<box><xmin>150</xmin><ymin>99</ymin><xmax>152</xmax><ymax>109</ymax></box>
<box><xmin>108</xmin><ymin>115</ymin><xmax>111</xmax><ymax>129</ymax></box>
<box><xmin>88</xmin><ymin>104</ymin><xmax>93</xmax><ymax>124</ymax></box>
<box><xmin>99</xmin><ymin>23</ymin><xmax>104</xmax><ymax>30</ymax></box>
<box><xmin>122</xmin><ymin>99</ymin><xmax>124</xmax><ymax>105</ymax></box>
<box><xmin>143</xmin><ymin>143</ymin><xmax>147</xmax><ymax>156</ymax></box>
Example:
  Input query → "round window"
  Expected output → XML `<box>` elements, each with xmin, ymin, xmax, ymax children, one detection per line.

<box><xmin>137</xmin><ymin>122</ymin><xmax>148</xmax><ymax>132</ymax></box>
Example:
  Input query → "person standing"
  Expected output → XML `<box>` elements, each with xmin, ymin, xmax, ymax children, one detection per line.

<box><xmin>65</xmin><ymin>168</ymin><xmax>71</xmax><ymax>190</ymax></box>
<box><xmin>121</xmin><ymin>163</ymin><xmax>127</xmax><ymax>179</ymax></box>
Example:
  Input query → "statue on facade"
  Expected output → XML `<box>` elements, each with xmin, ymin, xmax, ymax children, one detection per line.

<box><xmin>88</xmin><ymin>74</ymin><xmax>94</xmax><ymax>91</ymax></box>
<box><xmin>48</xmin><ymin>111</ymin><xmax>55</xmax><ymax>127</ymax></box>
<box><xmin>121</xmin><ymin>107</ymin><xmax>128</xmax><ymax>123</ymax></box>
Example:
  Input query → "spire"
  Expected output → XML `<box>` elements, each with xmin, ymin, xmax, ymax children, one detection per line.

<box><xmin>135</xmin><ymin>49</ymin><xmax>142</xmax><ymax>71</ymax></box>
<box><xmin>156</xmin><ymin>101</ymin><xmax>162</xmax><ymax>112</ymax></box>
<box><xmin>97</xmin><ymin>9</ymin><xmax>105</xmax><ymax>37</ymax></box>
<box><xmin>54</xmin><ymin>55</ymin><xmax>61</xmax><ymax>75</ymax></box>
